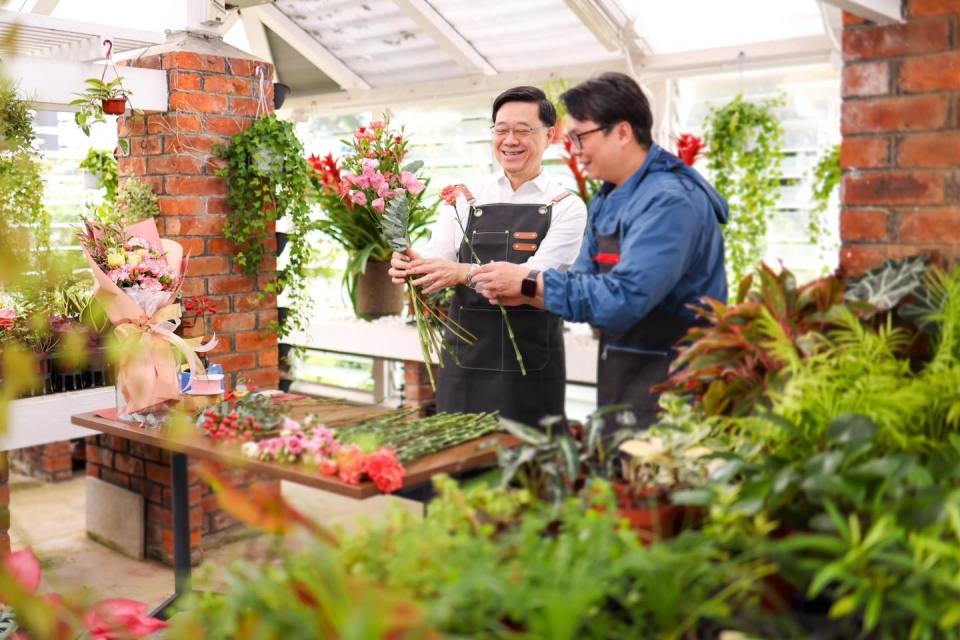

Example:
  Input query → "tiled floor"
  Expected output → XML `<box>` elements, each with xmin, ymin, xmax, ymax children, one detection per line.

<box><xmin>9</xmin><ymin>472</ymin><xmax>422</xmax><ymax>610</ymax></box>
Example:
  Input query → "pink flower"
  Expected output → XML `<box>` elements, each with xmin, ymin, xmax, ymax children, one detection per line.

<box><xmin>83</xmin><ymin>599</ymin><xmax>168</xmax><ymax>639</ymax></box>
<box><xmin>0</xmin><ymin>307</ymin><xmax>16</xmax><ymax>330</ymax></box>
<box><xmin>370</xmin><ymin>120</ymin><xmax>386</xmax><ymax>131</ymax></box>
<box><xmin>376</xmin><ymin>182</ymin><xmax>391</xmax><ymax>198</ymax></box>
<box><xmin>400</xmin><ymin>171</ymin><xmax>425</xmax><ymax>195</ymax></box>
<box><xmin>372</xmin><ymin>198</ymin><xmax>385</xmax><ymax>213</ymax></box>
<box><xmin>440</xmin><ymin>184</ymin><xmax>465</xmax><ymax>206</ymax></box>
<box><xmin>318</xmin><ymin>457</ymin><xmax>338</xmax><ymax>476</ymax></box>
<box><xmin>361</xmin><ymin>158</ymin><xmax>379</xmax><ymax>174</ymax></box>
<box><xmin>4</xmin><ymin>548</ymin><xmax>41</xmax><ymax>593</ymax></box>
<box><xmin>286</xmin><ymin>435</ymin><xmax>304</xmax><ymax>457</ymax></box>
<box><xmin>139</xmin><ymin>277</ymin><xmax>162</xmax><ymax>292</ymax></box>
<box><xmin>362</xmin><ymin>448</ymin><xmax>405</xmax><ymax>493</ymax></box>
<box><xmin>350</xmin><ymin>191</ymin><xmax>368</xmax><ymax>206</ymax></box>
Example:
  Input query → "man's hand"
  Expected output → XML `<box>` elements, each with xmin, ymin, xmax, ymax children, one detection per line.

<box><xmin>406</xmin><ymin>257</ymin><xmax>470</xmax><ymax>294</ymax></box>
<box><xmin>471</xmin><ymin>262</ymin><xmax>528</xmax><ymax>300</ymax></box>
<box><xmin>388</xmin><ymin>247</ymin><xmax>420</xmax><ymax>284</ymax></box>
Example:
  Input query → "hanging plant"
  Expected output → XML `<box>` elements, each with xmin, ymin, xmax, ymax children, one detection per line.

<box><xmin>79</xmin><ymin>148</ymin><xmax>119</xmax><ymax>199</ymax></box>
<box><xmin>703</xmin><ymin>94</ymin><xmax>785</xmax><ymax>285</ymax></box>
<box><xmin>69</xmin><ymin>41</ymin><xmax>135</xmax><ymax>154</ymax></box>
<box><xmin>214</xmin><ymin>113</ymin><xmax>313</xmax><ymax>336</ymax></box>
<box><xmin>808</xmin><ymin>143</ymin><xmax>840</xmax><ymax>264</ymax></box>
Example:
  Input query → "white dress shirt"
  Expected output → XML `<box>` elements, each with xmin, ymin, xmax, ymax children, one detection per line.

<box><xmin>421</xmin><ymin>169</ymin><xmax>587</xmax><ymax>272</ymax></box>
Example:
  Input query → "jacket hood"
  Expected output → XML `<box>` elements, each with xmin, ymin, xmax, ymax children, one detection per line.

<box><xmin>646</xmin><ymin>144</ymin><xmax>729</xmax><ymax>225</ymax></box>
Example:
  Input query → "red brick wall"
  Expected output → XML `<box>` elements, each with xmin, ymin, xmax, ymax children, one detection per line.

<box><xmin>118</xmin><ymin>51</ymin><xmax>279</xmax><ymax>391</ymax></box>
<box><xmin>10</xmin><ymin>441</ymin><xmax>74</xmax><ymax>483</ymax></box>
<box><xmin>840</xmin><ymin>0</ymin><xmax>960</xmax><ymax>274</ymax></box>
<box><xmin>404</xmin><ymin>361</ymin><xmax>438</xmax><ymax>414</ymax></box>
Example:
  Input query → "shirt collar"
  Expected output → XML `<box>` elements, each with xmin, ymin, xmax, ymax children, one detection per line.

<box><xmin>496</xmin><ymin>168</ymin><xmax>550</xmax><ymax>194</ymax></box>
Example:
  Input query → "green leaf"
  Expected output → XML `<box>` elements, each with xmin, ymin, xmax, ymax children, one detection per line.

<box><xmin>829</xmin><ymin>593</ymin><xmax>860</xmax><ymax>619</ymax></box>
<box><xmin>826</xmin><ymin>414</ymin><xmax>878</xmax><ymax>445</ymax></box>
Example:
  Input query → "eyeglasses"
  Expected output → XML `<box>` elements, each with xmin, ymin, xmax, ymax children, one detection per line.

<box><xmin>565</xmin><ymin>126</ymin><xmax>606</xmax><ymax>151</ymax></box>
<box><xmin>490</xmin><ymin>125</ymin><xmax>550</xmax><ymax>138</ymax></box>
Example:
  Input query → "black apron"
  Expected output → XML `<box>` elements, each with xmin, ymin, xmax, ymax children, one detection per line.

<box><xmin>436</xmin><ymin>198</ymin><xmax>566</xmax><ymax>427</ymax></box>
<box><xmin>594</xmin><ymin>227</ymin><xmax>694</xmax><ymax>430</ymax></box>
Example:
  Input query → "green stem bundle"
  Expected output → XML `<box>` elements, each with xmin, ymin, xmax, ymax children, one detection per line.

<box><xmin>335</xmin><ymin>411</ymin><xmax>501</xmax><ymax>462</ymax></box>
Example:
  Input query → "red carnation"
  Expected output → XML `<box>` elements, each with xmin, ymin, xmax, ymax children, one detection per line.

<box><xmin>362</xmin><ymin>448</ymin><xmax>405</xmax><ymax>493</ymax></box>
<box><xmin>440</xmin><ymin>184</ymin><xmax>466</xmax><ymax>206</ymax></box>
<box><xmin>335</xmin><ymin>445</ymin><xmax>365</xmax><ymax>485</ymax></box>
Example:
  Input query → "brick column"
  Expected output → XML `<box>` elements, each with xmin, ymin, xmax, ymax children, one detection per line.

<box><xmin>10</xmin><ymin>441</ymin><xmax>74</xmax><ymax>482</ymax></box>
<box><xmin>840</xmin><ymin>0</ymin><xmax>960</xmax><ymax>274</ymax></box>
<box><xmin>0</xmin><ymin>452</ymin><xmax>9</xmax><ymax>555</ymax></box>
<box><xmin>84</xmin><ymin>37</ymin><xmax>281</xmax><ymax>566</ymax></box>
<box><xmin>404</xmin><ymin>361</ymin><xmax>438</xmax><ymax>415</ymax></box>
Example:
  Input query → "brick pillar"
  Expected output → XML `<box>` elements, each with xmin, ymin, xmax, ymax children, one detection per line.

<box><xmin>0</xmin><ymin>452</ymin><xmax>9</xmax><ymax>555</ymax></box>
<box><xmin>840</xmin><ymin>1</ymin><xmax>960</xmax><ymax>274</ymax></box>
<box><xmin>83</xmin><ymin>38</ymin><xmax>281</xmax><ymax>566</ymax></box>
<box><xmin>10</xmin><ymin>441</ymin><xmax>75</xmax><ymax>482</ymax></box>
<box><xmin>404</xmin><ymin>361</ymin><xmax>438</xmax><ymax>414</ymax></box>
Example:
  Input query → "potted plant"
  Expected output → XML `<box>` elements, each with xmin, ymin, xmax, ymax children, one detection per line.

<box><xmin>308</xmin><ymin>121</ymin><xmax>436</xmax><ymax>319</ymax></box>
<box><xmin>215</xmin><ymin>114</ymin><xmax>312</xmax><ymax>336</ymax></box>
<box><xmin>79</xmin><ymin>148</ymin><xmax>119</xmax><ymax>195</ymax></box>
<box><xmin>70</xmin><ymin>77</ymin><xmax>134</xmax><ymax>154</ymax></box>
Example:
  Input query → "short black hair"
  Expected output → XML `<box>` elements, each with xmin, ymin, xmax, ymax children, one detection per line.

<box><xmin>491</xmin><ymin>86</ymin><xmax>557</xmax><ymax>127</ymax></box>
<box><xmin>560</xmin><ymin>72</ymin><xmax>653</xmax><ymax>148</ymax></box>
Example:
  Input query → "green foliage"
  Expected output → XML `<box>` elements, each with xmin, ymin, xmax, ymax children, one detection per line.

<box><xmin>69</xmin><ymin>77</ymin><xmax>133</xmax><ymax>154</ymax></box>
<box><xmin>79</xmin><ymin>148</ymin><xmax>119</xmax><ymax>202</ymax></box>
<box><xmin>844</xmin><ymin>253</ymin><xmax>929</xmax><ymax>314</ymax></box>
<box><xmin>657</xmin><ymin>262</ymin><xmax>845</xmax><ymax>416</ymax></box>
<box><xmin>116</xmin><ymin>178</ymin><xmax>159</xmax><ymax>223</ymax></box>
<box><xmin>703</xmin><ymin>94</ymin><xmax>785</xmax><ymax>285</ymax></box>
<box><xmin>808</xmin><ymin>143</ymin><xmax>839</xmax><ymax>259</ymax></box>
<box><xmin>215</xmin><ymin>114</ymin><xmax>313</xmax><ymax>336</ymax></box>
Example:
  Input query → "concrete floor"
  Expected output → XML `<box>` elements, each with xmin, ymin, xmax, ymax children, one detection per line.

<box><xmin>9</xmin><ymin>471</ymin><xmax>422</xmax><ymax>610</ymax></box>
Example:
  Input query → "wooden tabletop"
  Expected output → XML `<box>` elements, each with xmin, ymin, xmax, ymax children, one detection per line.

<box><xmin>70</xmin><ymin>398</ymin><xmax>514</xmax><ymax>499</ymax></box>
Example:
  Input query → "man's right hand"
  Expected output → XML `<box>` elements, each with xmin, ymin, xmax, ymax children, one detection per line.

<box><xmin>388</xmin><ymin>247</ymin><xmax>421</xmax><ymax>284</ymax></box>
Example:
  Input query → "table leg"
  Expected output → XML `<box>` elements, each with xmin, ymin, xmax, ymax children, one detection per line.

<box><xmin>151</xmin><ymin>451</ymin><xmax>191</xmax><ymax>619</ymax></box>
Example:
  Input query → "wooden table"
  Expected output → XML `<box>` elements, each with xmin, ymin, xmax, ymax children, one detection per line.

<box><xmin>70</xmin><ymin>397</ymin><xmax>514</xmax><ymax>616</ymax></box>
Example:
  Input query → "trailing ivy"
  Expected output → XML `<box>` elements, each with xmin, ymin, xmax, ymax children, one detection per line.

<box><xmin>808</xmin><ymin>143</ymin><xmax>840</xmax><ymax>266</ymax></box>
<box><xmin>214</xmin><ymin>114</ymin><xmax>313</xmax><ymax>335</ymax></box>
<box><xmin>703</xmin><ymin>94</ymin><xmax>785</xmax><ymax>285</ymax></box>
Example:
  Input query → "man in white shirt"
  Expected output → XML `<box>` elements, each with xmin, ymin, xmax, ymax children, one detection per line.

<box><xmin>389</xmin><ymin>86</ymin><xmax>587</xmax><ymax>426</ymax></box>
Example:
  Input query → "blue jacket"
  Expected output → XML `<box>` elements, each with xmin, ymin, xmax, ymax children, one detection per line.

<box><xmin>543</xmin><ymin>143</ymin><xmax>728</xmax><ymax>334</ymax></box>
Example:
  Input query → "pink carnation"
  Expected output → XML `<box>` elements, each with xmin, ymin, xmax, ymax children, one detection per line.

<box><xmin>350</xmin><ymin>191</ymin><xmax>368</xmax><ymax>206</ymax></box>
<box><xmin>400</xmin><ymin>171</ymin><xmax>425</xmax><ymax>195</ymax></box>
<box><xmin>372</xmin><ymin>198</ymin><xmax>385</xmax><ymax>213</ymax></box>
<box><xmin>0</xmin><ymin>307</ymin><xmax>15</xmax><ymax>330</ymax></box>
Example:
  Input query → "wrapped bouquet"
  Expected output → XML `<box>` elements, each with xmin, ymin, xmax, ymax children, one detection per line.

<box><xmin>78</xmin><ymin>218</ymin><xmax>216</xmax><ymax>414</ymax></box>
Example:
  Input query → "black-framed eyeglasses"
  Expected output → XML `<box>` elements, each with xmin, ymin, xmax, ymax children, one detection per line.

<box><xmin>490</xmin><ymin>125</ymin><xmax>550</xmax><ymax>138</ymax></box>
<box><xmin>565</xmin><ymin>126</ymin><xmax>606</xmax><ymax>151</ymax></box>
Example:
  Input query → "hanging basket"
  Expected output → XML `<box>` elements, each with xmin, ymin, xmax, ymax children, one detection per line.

<box><xmin>355</xmin><ymin>260</ymin><xmax>404</xmax><ymax>318</ymax></box>
<box><xmin>101</xmin><ymin>97</ymin><xmax>127</xmax><ymax>115</ymax></box>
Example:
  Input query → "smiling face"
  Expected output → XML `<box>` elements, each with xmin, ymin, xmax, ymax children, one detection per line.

<box><xmin>493</xmin><ymin>101</ymin><xmax>552</xmax><ymax>181</ymax></box>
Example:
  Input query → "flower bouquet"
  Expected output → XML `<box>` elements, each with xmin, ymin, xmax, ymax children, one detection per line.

<box><xmin>77</xmin><ymin>218</ymin><xmax>216</xmax><ymax>416</ymax></box>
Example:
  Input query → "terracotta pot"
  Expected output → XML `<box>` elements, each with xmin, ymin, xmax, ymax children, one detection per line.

<box><xmin>611</xmin><ymin>482</ymin><xmax>680</xmax><ymax>542</ymax></box>
<box><xmin>356</xmin><ymin>260</ymin><xmax>404</xmax><ymax>318</ymax></box>
<box><xmin>101</xmin><ymin>98</ymin><xmax>127</xmax><ymax>115</ymax></box>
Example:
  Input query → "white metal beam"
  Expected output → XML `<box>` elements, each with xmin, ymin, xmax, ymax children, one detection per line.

<box><xmin>249</xmin><ymin>4</ymin><xmax>370</xmax><ymax>90</ymax></box>
<box><xmin>25</xmin><ymin>0</ymin><xmax>60</xmax><ymax>15</ymax></box>
<box><xmin>219</xmin><ymin>7</ymin><xmax>240</xmax><ymax>36</ymax></box>
<box><xmin>282</xmin><ymin>34</ymin><xmax>833</xmax><ymax>117</ymax></box>
<box><xmin>564</xmin><ymin>0</ymin><xmax>647</xmax><ymax>54</ymax></box>
<box><xmin>238</xmin><ymin>7</ymin><xmax>278</xmax><ymax>82</ymax></box>
<box><xmin>5</xmin><ymin>54</ymin><xmax>168</xmax><ymax>111</ymax></box>
<box><xmin>0</xmin><ymin>9</ymin><xmax>164</xmax><ymax>53</ymax></box>
<box><xmin>818</xmin><ymin>0</ymin><xmax>904</xmax><ymax>24</ymax></box>
<box><xmin>393</xmin><ymin>0</ymin><xmax>496</xmax><ymax>76</ymax></box>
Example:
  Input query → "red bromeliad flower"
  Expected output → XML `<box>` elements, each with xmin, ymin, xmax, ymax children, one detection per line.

<box><xmin>308</xmin><ymin>152</ymin><xmax>342</xmax><ymax>194</ymax></box>
<box><xmin>362</xmin><ymin>448</ymin><xmax>405</xmax><ymax>493</ymax></box>
<box><xmin>563</xmin><ymin>137</ymin><xmax>590</xmax><ymax>203</ymax></box>
<box><xmin>676</xmin><ymin>134</ymin><xmax>704</xmax><ymax>167</ymax></box>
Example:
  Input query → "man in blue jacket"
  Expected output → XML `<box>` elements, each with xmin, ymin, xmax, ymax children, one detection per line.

<box><xmin>473</xmin><ymin>72</ymin><xmax>728</xmax><ymax>428</ymax></box>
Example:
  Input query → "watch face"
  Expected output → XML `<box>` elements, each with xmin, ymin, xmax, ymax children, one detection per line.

<box><xmin>521</xmin><ymin>276</ymin><xmax>537</xmax><ymax>297</ymax></box>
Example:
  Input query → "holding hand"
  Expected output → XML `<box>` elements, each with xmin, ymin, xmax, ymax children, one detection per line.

<box><xmin>471</xmin><ymin>262</ymin><xmax>528</xmax><ymax>304</ymax></box>
<box><xmin>389</xmin><ymin>248</ymin><xmax>419</xmax><ymax>284</ymax></box>
<box><xmin>406</xmin><ymin>257</ymin><xmax>471</xmax><ymax>295</ymax></box>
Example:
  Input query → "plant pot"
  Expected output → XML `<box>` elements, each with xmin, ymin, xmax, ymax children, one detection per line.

<box><xmin>82</xmin><ymin>171</ymin><xmax>100</xmax><ymax>189</ymax></box>
<box><xmin>101</xmin><ymin>98</ymin><xmax>127</xmax><ymax>115</ymax></box>
<box><xmin>612</xmin><ymin>482</ymin><xmax>680</xmax><ymax>542</ymax></box>
<box><xmin>275</xmin><ymin>231</ymin><xmax>289</xmax><ymax>255</ymax></box>
<box><xmin>356</xmin><ymin>260</ymin><xmax>404</xmax><ymax>318</ymax></box>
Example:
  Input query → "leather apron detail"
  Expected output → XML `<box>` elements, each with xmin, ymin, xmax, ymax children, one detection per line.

<box><xmin>594</xmin><ymin>227</ymin><xmax>693</xmax><ymax>431</ymax></box>
<box><xmin>436</xmin><ymin>200</ymin><xmax>566</xmax><ymax>427</ymax></box>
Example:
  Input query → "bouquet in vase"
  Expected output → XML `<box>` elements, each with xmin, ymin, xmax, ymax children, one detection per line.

<box><xmin>77</xmin><ymin>218</ymin><xmax>216</xmax><ymax>415</ymax></box>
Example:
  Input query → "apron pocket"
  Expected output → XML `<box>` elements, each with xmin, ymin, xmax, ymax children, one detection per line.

<box><xmin>598</xmin><ymin>344</ymin><xmax>672</xmax><ymax>428</ymax></box>
<box><xmin>453</xmin><ymin>306</ymin><xmax>505</xmax><ymax>371</ymax></box>
<box><xmin>503</xmin><ymin>308</ymin><xmax>551</xmax><ymax>372</ymax></box>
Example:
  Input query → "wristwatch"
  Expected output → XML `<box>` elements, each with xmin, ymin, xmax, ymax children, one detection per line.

<box><xmin>521</xmin><ymin>269</ymin><xmax>540</xmax><ymax>298</ymax></box>
<box><xmin>465</xmin><ymin>263</ymin><xmax>480</xmax><ymax>288</ymax></box>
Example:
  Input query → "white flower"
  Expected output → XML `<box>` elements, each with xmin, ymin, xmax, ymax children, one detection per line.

<box><xmin>241</xmin><ymin>442</ymin><xmax>259</xmax><ymax>458</ymax></box>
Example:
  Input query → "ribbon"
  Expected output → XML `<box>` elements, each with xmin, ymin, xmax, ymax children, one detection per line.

<box><xmin>114</xmin><ymin>303</ymin><xmax>218</xmax><ymax>414</ymax></box>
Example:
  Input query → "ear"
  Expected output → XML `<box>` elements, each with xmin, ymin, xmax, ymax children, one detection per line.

<box><xmin>549</xmin><ymin>124</ymin><xmax>563</xmax><ymax>145</ymax></box>
<box><xmin>615</xmin><ymin>122</ymin><xmax>633</xmax><ymax>146</ymax></box>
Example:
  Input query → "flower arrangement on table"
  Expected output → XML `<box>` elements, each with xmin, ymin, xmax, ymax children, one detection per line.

<box><xmin>77</xmin><ymin>217</ymin><xmax>216</xmax><ymax>416</ymax></box>
<box><xmin>310</xmin><ymin>119</ymin><xmax>477</xmax><ymax>389</ymax></box>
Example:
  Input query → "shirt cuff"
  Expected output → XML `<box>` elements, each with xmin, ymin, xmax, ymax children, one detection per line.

<box><xmin>542</xmin><ymin>269</ymin><xmax>568</xmax><ymax>318</ymax></box>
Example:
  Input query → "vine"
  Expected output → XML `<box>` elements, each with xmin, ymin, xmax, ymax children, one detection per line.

<box><xmin>809</xmin><ymin>143</ymin><xmax>840</xmax><ymax>269</ymax></box>
<box><xmin>703</xmin><ymin>94</ymin><xmax>785</xmax><ymax>285</ymax></box>
<box><xmin>214</xmin><ymin>114</ymin><xmax>313</xmax><ymax>336</ymax></box>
